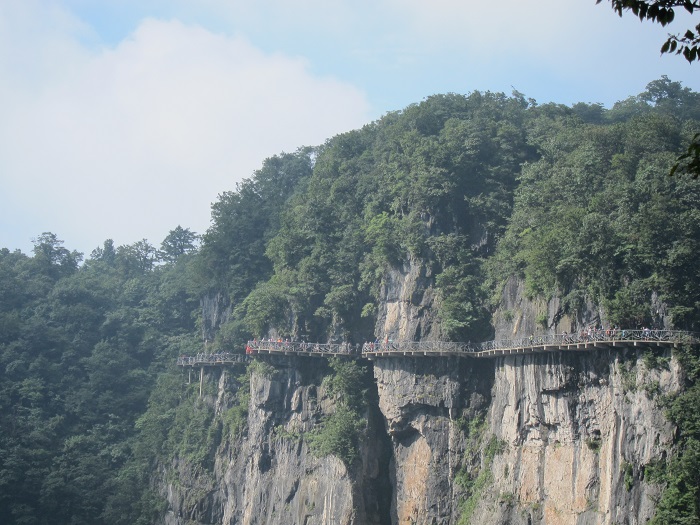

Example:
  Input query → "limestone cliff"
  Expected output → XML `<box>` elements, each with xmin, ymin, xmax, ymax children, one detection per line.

<box><xmin>372</xmin><ymin>348</ymin><xmax>680</xmax><ymax>525</ymax></box>
<box><xmin>201</xmin><ymin>292</ymin><xmax>233</xmax><ymax>343</ymax></box>
<box><xmin>371</xmin><ymin>356</ymin><xmax>491</xmax><ymax>524</ymax></box>
<box><xmin>159</xmin><ymin>280</ymin><xmax>683</xmax><ymax>525</ymax></box>
<box><xmin>492</xmin><ymin>276</ymin><xmax>603</xmax><ymax>340</ymax></box>
<box><xmin>161</xmin><ymin>358</ymin><xmax>390</xmax><ymax>525</ymax></box>
<box><xmin>374</xmin><ymin>255</ymin><xmax>441</xmax><ymax>342</ymax></box>
<box><xmin>370</xmin><ymin>277</ymin><xmax>681</xmax><ymax>525</ymax></box>
<box><xmin>162</xmin><ymin>345</ymin><xmax>679</xmax><ymax>525</ymax></box>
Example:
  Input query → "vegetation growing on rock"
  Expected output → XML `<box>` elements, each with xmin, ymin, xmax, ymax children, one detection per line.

<box><xmin>1</xmin><ymin>79</ymin><xmax>700</xmax><ymax>523</ymax></box>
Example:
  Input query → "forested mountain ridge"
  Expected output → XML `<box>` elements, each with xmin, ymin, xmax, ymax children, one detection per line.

<box><xmin>1</xmin><ymin>77</ymin><xmax>699</xmax><ymax>524</ymax></box>
<box><xmin>202</xmin><ymin>77</ymin><xmax>700</xmax><ymax>346</ymax></box>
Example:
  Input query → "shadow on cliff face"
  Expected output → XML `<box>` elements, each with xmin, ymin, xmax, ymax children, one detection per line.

<box><xmin>365</xmin><ymin>361</ymin><xmax>395</xmax><ymax>525</ymax></box>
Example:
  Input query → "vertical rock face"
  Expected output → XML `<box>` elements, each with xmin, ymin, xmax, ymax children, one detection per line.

<box><xmin>372</xmin><ymin>356</ymin><xmax>492</xmax><ymax>524</ymax></box>
<box><xmin>371</xmin><ymin>348</ymin><xmax>680</xmax><ymax>525</ymax></box>
<box><xmin>200</xmin><ymin>292</ymin><xmax>232</xmax><ymax>342</ymax></box>
<box><xmin>375</xmin><ymin>256</ymin><xmax>441</xmax><ymax>342</ymax></box>
<box><xmin>162</xmin><ymin>348</ymin><xmax>681</xmax><ymax>525</ymax></box>
<box><xmin>492</xmin><ymin>276</ymin><xmax>604</xmax><ymax>340</ymax></box>
<box><xmin>477</xmin><ymin>349</ymin><xmax>679</xmax><ymax>525</ymax></box>
<box><xmin>164</xmin><ymin>277</ymin><xmax>683</xmax><ymax>525</ymax></box>
<box><xmin>162</xmin><ymin>358</ymin><xmax>389</xmax><ymax>525</ymax></box>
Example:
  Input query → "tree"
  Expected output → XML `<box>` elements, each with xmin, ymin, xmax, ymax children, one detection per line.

<box><xmin>598</xmin><ymin>1</ymin><xmax>700</xmax><ymax>62</ymax></box>
<box><xmin>598</xmin><ymin>3</ymin><xmax>700</xmax><ymax>177</ymax></box>
<box><xmin>31</xmin><ymin>232</ymin><xmax>82</xmax><ymax>280</ymax></box>
<box><xmin>671</xmin><ymin>132</ymin><xmax>700</xmax><ymax>178</ymax></box>
<box><xmin>116</xmin><ymin>240</ymin><xmax>157</xmax><ymax>275</ymax></box>
<box><xmin>158</xmin><ymin>226</ymin><xmax>198</xmax><ymax>263</ymax></box>
<box><xmin>90</xmin><ymin>239</ymin><xmax>117</xmax><ymax>265</ymax></box>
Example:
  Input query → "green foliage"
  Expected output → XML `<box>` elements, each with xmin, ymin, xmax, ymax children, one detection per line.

<box><xmin>199</xmin><ymin>148</ymin><xmax>313</xmax><ymax>300</ymax></box>
<box><xmin>273</xmin><ymin>424</ymin><xmax>301</xmax><ymax>441</ymax></box>
<box><xmin>238</xmin><ymin>275</ymin><xmax>291</xmax><ymax>337</ymax></box>
<box><xmin>649</xmin><ymin>344</ymin><xmax>700</xmax><ymax>524</ymax></box>
<box><xmin>307</xmin><ymin>405</ymin><xmax>364</xmax><ymax>466</ymax></box>
<box><xmin>643</xmin><ymin>458</ymin><xmax>667</xmax><ymax>484</ymax></box>
<box><xmin>223</xmin><ymin>397</ymin><xmax>249</xmax><ymax>440</ymax></box>
<box><xmin>308</xmin><ymin>357</ymin><xmax>370</xmax><ymax>466</ymax></box>
<box><xmin>671</xmin><ymin>132</ymin><xmax>700</xmax><ymax>178</ymax></box>
<box><xmin>586</xmin><ymin>436</ymin><xmax>602</xmax><ymax>452</ymax></box>
<box><xmin>456</xmin><ymin>434</ymin><xmax>502</xmax><ymax>524</ymax></box>
<box><xmin>490</xmin><ymin>81</ymin><xmax>700</xmax><ymax>328</ymax></box>
<box><xmin>211</xmin><ymin>368</ymin><xmax>252</xmax><ymax>445</ymax></box>
<box><xmin>364</xmin><ymin>212</ymin><xmax>401</xmax><ymax>264</ymax></box>
<box><xmin>436</xmin><ymin>262</ymin><xmax>491</xmax><ymax>341</ymax></box>
<box><xmin>455</xmin><ymin>413</ymin><xmax>502</xmax><ymax>525</ymax></box>
<box><xmin>159</xmin><ymin>225</ymin><xmax>199</xmax><ymax>263</ymax></box>
<box><xmin>3</xmin><ymin>79</ymin><xmax>700</xmax><ymax>524</ymax></box>
<box><xmin>201</xmin><ymin>82</ymin><xmax>700</xmax><ymax>347</ymax></box>
<box><xmin>467</xmin><ymin>414</ymin><xmax>487</xmax><ymax>439</ymax></box>
<box><xmin>221</xmin><ymin>91</ymin><xmax>535</xmax><ymax>342</ymax></box>
<box><xmin>498</xmin><ymin>491</ymin><xmax>515</xmax><ymax>506</ymax></box>
<box><xmin>31</xmin><ymin>232</ymin><xmax>82</xmax><ymax>280</ymax></box>
<box><xmin>600</xmin><ymin>2</ymin><xmax>700</xmax><ymax>63</ymax></box>
<box><xmin>455</xmin><ymin>412</ymin><xmax>487</xmax><ymax>444</ymax></box>
<box><xmin>323</xmin><ymin>356</ymin><xmax>367</xmax><ymax>410</ymax></box>
<box><xmin>484</xmin><ymin>435</ymin><xmax>508</xmax><ymax>461</ymax></box>
<box><xmin>247</xmin><ymin>358</ymin><xmax>277</xmax><ymax>379</ymax></box>
<box><xmin>457</xmin><ymin>467</ymin><xmax>494</xmax><ymax>525</ymax></box>
<box><xmin>644</xmin><ymin>379</ymin><xmax>663</xmax><ymax>399</ymax></box>
<box><xmin>169</xmin><ymin>391</ymin><xmax>219</xmax><ymax>467</ymax></box>
<box><xmin>620</xmin><ymin>360</ymin><xmax>638</xmax><ymax>393</ymax></box>
<box><xmin>0</xmin><ymin>229</ymin><xmax>203</xmax><ymax>525</ymax></box>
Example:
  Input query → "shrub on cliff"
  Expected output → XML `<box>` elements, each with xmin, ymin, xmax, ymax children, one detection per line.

<box><xmin>307</xmin><ymin>405</ymin><xmax>365</xmax><ymax>466</ymax></box>
<box><xmin>308</xmin><ymin>357</ymin><xmax>370</xmax><ymax>466</ymax></box>
<box><xmin>650</xmin><ymin>344</ymin><xmax>700</xmax><ymax>524</ymax></box>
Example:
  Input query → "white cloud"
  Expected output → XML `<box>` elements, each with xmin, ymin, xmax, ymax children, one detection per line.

<box><xmin>2</xmin><ymin>0</ymin><xmax>699</xmax><ymax>255</ymax></box>
<box><xmin>0</xmin><ymin>6</ymin><xmax>371</xmax><ymax>255</ymax></box>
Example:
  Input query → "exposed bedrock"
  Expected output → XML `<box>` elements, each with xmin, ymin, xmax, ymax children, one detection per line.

<box><xmin>372</xmin><ymin>356</ymin><xmax>492</xmax><ymax>524</ymax></box>
<box><xmin>372</xmin><ymin>349</ymin><xmax>680</xmax><ymax>525</ymax></box>
<box><xmin>162</xmin><ymin>358</ymin><xmax>390</xmax><ymax>525</ymax></box>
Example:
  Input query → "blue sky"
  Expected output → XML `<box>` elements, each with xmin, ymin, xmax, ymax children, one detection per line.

<box><xmin>1</xmin><ymin>0</ymin><xmax>698</xmax><ymax>256</ymax></box>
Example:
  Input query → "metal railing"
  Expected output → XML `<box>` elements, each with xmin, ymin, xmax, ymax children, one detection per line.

<box><xmin>246</xmin><ymin>340</ymin><xmax>360</xmax><ymax>355</ymax></box>
<box><xmin>361</xmin><ymin>340</ymin><xmax>470</xmax><ymax>354</ymax></box>
<box><xmin>362</xmin><ymin>329</ymin><xmax>696</xmax><ymax>356</ymax></box>
<box><xmin>178</xmin><ymin>330</ymin><xmax>697</xmax><ymax>366</ymax></box>
<box><xmin>177</xmin><ymin>353</ymin><xmax>249</xmax><ymax>366</ymax></box>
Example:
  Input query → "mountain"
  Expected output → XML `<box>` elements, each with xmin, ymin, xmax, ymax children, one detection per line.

<box><xmin>1</xmin><ymin>78</ymin><xmax>699</xmax><ymax>524</ymax></box>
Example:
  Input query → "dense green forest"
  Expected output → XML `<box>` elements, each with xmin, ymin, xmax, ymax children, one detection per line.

<box><xmin>1</xmin><ymin>77</ymin><xmax>700</xmax><ymax>524</ymax></box>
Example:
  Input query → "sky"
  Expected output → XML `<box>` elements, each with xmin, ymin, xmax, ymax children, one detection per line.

<box><xmin>1</xmin><ymin>0</ymin><xmax>698</xmax><ymax>257</ymax></box>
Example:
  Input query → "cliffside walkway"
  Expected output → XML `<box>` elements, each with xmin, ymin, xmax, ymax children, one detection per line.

<box><xmin>362</xmin><ymin>329</ymin><xmax>696</xmax><ymax>358</ymax></box>
<box><xmin>177</xmin><ymin>330</ymin><xmax>697</xmax><ymax>367</ymax></box>
<box><xmin>177</xmin><ymin>353</ymin><xmax>248</xmax><ymax>367</ymax></box>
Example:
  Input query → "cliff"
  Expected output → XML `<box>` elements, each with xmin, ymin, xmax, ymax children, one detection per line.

<box><xmin>374</xmin><ymin>255</ymin><xmax>441</xmax><ymax>343</ymax></box>
<box><xmin>373</xmin><ymin>348</ymin><xmax>680</xmax><ymax>525</ymax></box>
<box><xmin>370</xmin><ymin>276</ymin><xmax>681</xmax><ymax>525</ymax></box>
<box><xmin>159</xmin><ymin>343</ymin><xmax>681</xmax><ymax>525</ymax></box>
<box><xmin>159</xmin><ymin>276</ymin><xmax>683</xmax><ymax>525</ymax></box>
<box><xmin>161</xmin><ymin>357</ymin><xmax>391</xmax><ymax>525</ymax></box>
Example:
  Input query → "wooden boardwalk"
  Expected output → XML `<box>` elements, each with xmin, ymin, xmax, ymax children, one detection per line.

<box><xmin>177</xmin><ymin>330</ymin><xmax>697</xmax><ymax>367</ymax></box>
